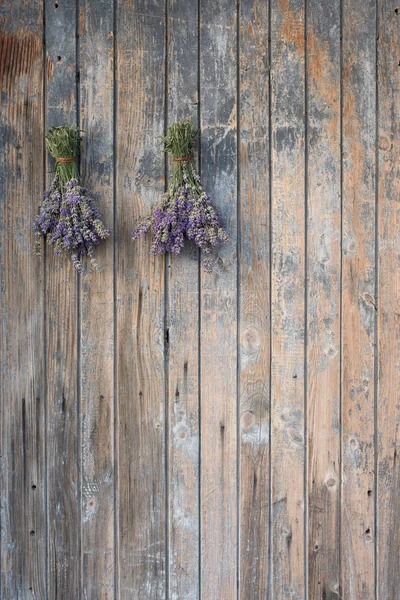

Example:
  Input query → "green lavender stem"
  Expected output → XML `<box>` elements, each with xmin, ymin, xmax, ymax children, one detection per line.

<box><xmin>45</xmin><ymin>126</ymin><xmax>81</xmax><ymax>190</ymax></box>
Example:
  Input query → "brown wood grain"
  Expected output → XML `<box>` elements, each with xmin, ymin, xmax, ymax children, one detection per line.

<box><xmin>199</xmin><ymin>0</ymin><xmax>238</xmax><ymax>597</ymax></box>
<box><xmin>79</xmin><ymin>0</ymin><xmax>115</xmax><ymax>597</ymax></box>
<box><xmin>377</xmin><ymin>0</ymin><xmax>400</xmax><ymax>597</ymax></box>
<box><xmin>2</xmin><ymin>0</ymin><xmax>400</xmax><ymax>597</ymax></box>
<box><xmin>342</xmin><ymin>0</ymin><xmax>377</xmax><ymax>597</ymax></box>
<box><xmin>167</xmin><ymin>1</ymin><xmax>200</xmax><ymax>598</ymax></box>
<box><xmin>306</xmin><ymin>1</ymin><xmax>341</xmax><ymax>598</ymax></box>
<box><xmin>239</xmin><ymin>1</ymin><xmax>270</xmax><ymax>597</ymax></box>
<box><xmin>0</xmin><ymin>2</ymin><xmax>46</xmax><ymax>598</ymax></box>
<box><xmin>270</xmin><ymin>0</ymin><xmax>306</xmax><ymax>597</ymax></box>
<box><xmin>44</xmin><ymin>0</ymin><xmax>81</xmax><ymax>597</ymax></box>
<box><xmin>116</xmin><ymin>1</ymin><xmax>166</xmax><ymax>597</ymax></box>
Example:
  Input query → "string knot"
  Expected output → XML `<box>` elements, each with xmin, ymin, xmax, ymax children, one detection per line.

<box><xmin>173</xmin><ymin>155</ymin><xmax>193</xmax><ymax>162</ymax></box>
<box><xmin>55</xmin><ymin>156</ymin><xmax>76</xmax><ymax>163</ymax></box>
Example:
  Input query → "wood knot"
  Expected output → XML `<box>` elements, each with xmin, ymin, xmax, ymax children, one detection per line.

<box><xmin>349</xmin><ymin>438</ymin><xmax>358</xmax><ymax>450</ymax></box>
<box><xmin>288</xmin><ymin>427</ymin><xmax>303</xmax><ymax>446</ymax></box>
<box><xmin>378</xmin><ymin>135</ymin><xmax>390</xmax><ymax>151</ymax></box>
<box><xmin>242</xmin><ymin>327</ymin><xmax>260</xmax><ymax>353</ymax></box>
<box><xmin>241</xmin><ymin>410</ymin><xmax>255</xmax><ymax>429</ymax></box>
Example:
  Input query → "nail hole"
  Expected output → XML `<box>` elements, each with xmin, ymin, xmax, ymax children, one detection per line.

<box><xmin>367</xmin><ymin>489</ymin><xmax>372</xmax><ymax>496</ymax></box>
<box><xmin>365</xmin><ymin>528</ymin><xmax>371</xmax><ymax>534</ymax></box>
<box><xmin>31</xmin><ymin>484</ymin><xmax>37</xmax><ymax>490</ymax></box>
<box><xmin>30</xmin><ymin>530</ymin><xmax>35</xmax><ymax>536</ymax></box>
<box><xmin>395</xmin><ymin>7</ymin><xmax>399</xmax><ymax>13</ymax></box>
<box><xmin>54</xmin><ymin>1</ymin><xmax>58</xmax><ymax>7</ymax></box>
<box><xmin>57</xmin><ymin>56</ymin><xmax>62</xmax><ymax>63</ymax></box>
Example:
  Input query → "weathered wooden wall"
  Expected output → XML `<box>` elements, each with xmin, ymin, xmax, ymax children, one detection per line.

<box><xmin>1</xmin><ymin>0</ymin><xmax>399</xmax><ymax>598</ymax></box>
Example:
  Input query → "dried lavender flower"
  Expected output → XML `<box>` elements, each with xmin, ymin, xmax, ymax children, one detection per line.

<box><xmin>33</xmin><ymin>126</ymin><xmax>110</xmax><ymax>272</ymax></box>
<box><xmin>132</xmin><ymin>120</ymin><xmax>228</xmax><ymax>272</ymax></box>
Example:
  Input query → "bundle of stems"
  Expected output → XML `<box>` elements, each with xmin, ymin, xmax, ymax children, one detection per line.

<box><xmin>33</xmin><ymin>126</ymin><xmax>110</xmax><ymax>273</ymax></box>
<box><xmin>45</xmin><ymin>125</ymin><xmax>80</xmax><ymax>189</ymax></box>
<box><xmin>132</xmin><ymin>120</ymin><xmax>228</xmax><ymax>272</ymax></box>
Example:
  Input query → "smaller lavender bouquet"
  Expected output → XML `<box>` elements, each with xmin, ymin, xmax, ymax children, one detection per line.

<box><xmin>132</xmin><ymin>120</ymin><xmax>228</xmax><ymax>272</ymax></box>
<box><xmin>33</xmin><ymin>126</ymin><xmax>110</xmax><ymax>273</ymax></box>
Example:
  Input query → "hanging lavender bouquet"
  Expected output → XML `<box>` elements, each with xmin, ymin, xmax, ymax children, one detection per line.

<box><xmin>132</xmin><ymin>120</ymin><xmax>228</xmax><ymax>272</ymax></box>
<box><xmin>33</xmin><ymin>126</ymin><xmax>110</xmax><ymax>273</ymax></box>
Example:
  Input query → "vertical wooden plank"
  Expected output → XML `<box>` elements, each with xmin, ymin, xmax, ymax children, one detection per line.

<box><xmin>116</xmin><ymin>0</ymin><xmax>166</xmax><ymax>597</ymax></box>
<box><xmin>238</xmin><ymin>1</ymin><xmax>270</xmax><ymax>597</ymax></box>
<box><xmin>199</xmin><ymin>0</ymin><xmax>238</xmax><ymax>597</ymax></box>
<box><xmin>0</xmin><ymin>2</ymin><xmax>46</xmax><ymax>598</ymax></box>
<box><xmin>307</xmin><ymin>0</ymin><xmax>341</xmax><ymax>598</ymax></box>
<box><xmin>270</xmin><ymin>0</ymin><xmax>305</xmax><ymax>597</ymax></box>
<box><xmin>377</xmin><ymin>1</ymin><xmax>400</xmax><ymax>597</ymax></box>
<box><xmin>79</xmin><ymin>0</ymin><xmax>114</xmax><ymax>597</ymax></box>
<box><xmin>167</xmin><ymin>1</ymin><xmax>200</xmax><ymax>599</ymax></box>
<box><xmin>341</xmin><ymin>0</ymin><xmax>376</xmax><ymax>597</ymax></box>
<box><xmin>44</xmin><ymin>0</ymin><xmax>80</xmax><ymax>597</ymax></box>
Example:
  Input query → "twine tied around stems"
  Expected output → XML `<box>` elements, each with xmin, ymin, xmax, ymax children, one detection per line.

<box><xmin>33</xmin><ymin>126</ymin><xmax>110</xmax><ymax>273</ymax></box>
<box><xmin>132</xmin><ymin>120</ymin><xmax>228</xmax><ymax>272</ymax></box>
<box><xmin>173</xmin><ymin>155</ymin><xmax>193</xmax><ymax>162</ymax></box>
<box><xmin>55</xmin><ymin>156</ymin><xmax>76</xmax><ymax>163</ymax></box>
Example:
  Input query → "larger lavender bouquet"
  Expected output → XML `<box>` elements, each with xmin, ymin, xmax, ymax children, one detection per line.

<box><xmin>33</xmin><ymin>126</ymin><xmax>110</xmax><ymax>273</ymax></box>
<box><xmin>132</xmin><ymin>120</ymin><xmax>228</xmax><ymax>272</ymax></box>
